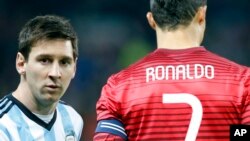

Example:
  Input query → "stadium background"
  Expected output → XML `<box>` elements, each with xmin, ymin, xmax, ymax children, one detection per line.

<box><xmin>0</xmin><ymin>0</ymin><xmax>249</xmax><ymax>140</ymax></box>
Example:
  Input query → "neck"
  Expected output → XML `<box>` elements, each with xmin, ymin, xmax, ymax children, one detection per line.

<box><xmin>155</xmin><ymin>25</ymin><xmax>203</xmax><ymax>50</ymax></box>
<box><xmin>13</xmin><ymin>79</ymin><xmax>56</xmax><ymax>115</ymax></box>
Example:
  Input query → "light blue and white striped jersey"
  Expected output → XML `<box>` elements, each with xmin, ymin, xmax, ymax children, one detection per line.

<box><xmin>0</xmin><ymin>94</ymin><xmax>83</xmax><ymax>141</ymax></box>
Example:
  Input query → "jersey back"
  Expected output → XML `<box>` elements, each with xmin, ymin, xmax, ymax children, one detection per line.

<box><xmin>96</xmin><ymin>47</ymin><xmax>250</xmax><ymax>141</ymax></box>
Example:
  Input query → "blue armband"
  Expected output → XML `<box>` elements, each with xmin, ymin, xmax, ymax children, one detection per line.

<box><xmin>95</xmin><ymin>119</ymin><xmax>127</xmax><ymax>140</ymax></box>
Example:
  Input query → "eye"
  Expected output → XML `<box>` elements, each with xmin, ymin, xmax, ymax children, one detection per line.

<box><xmin>39</xmin><ymin>58</ymin><xmax>51</xmax><ymax>64</ymax></box>
<box><xmin>60</xmin><ymin>59</ymin><xmax>72</xmax><ymax>66</ymax></box>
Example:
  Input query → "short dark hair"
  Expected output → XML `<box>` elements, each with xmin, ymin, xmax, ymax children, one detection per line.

<box><xmin>18</xmin><ymin>15</ymin><xmax>78</xmax><ymax>60</ymax></box>
<box><xmin>150</xmin><ymin>0</ymin><xmax>207</xmax><ymax>31</ymax></box>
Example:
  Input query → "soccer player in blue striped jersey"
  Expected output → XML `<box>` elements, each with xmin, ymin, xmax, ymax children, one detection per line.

<box><xmin>0</xmin><ymin>15</ymin><xmax>83</xmax><ymax>141</ymax></box>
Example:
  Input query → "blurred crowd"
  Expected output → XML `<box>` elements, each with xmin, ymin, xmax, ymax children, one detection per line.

<box><xmin>0</xmin><ymin>0</ymin><xmax>249</xmax><ymax>140</ymax></box>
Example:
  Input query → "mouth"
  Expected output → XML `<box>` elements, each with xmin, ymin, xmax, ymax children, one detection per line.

<box><xmin>45</xmin><ymin>84</ymin><xmax>61</xmax><ymax>91</ymax></box>
<box><xmin>46</xmin><ymin>85</ymin><xmax>60</xmax><ymax>88</ymax></box>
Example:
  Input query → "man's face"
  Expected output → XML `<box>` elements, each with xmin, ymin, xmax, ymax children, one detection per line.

<box><xmin>24</xmin><ymin>39</ymin><xmax>76</xmax><ymax>106</ymax></box>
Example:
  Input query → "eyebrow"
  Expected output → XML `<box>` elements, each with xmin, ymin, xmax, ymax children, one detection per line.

<box><xmin>36</xmin><ymin>54</ymin><xmax>74</xmax><ymax>61</ymax></box>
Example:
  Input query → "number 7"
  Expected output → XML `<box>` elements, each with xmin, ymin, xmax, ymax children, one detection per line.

<box><xmin>162</xmin><ymin>93</ymin><xmax>203</xmax><ymax>141</ymax></box>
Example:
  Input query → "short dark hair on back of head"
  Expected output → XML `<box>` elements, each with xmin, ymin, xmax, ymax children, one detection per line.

<box><xmin>18</xmin><ymin>15</ymin><xmax>78</xmax><ymax>60</ymax></box>
<box><xmin>150</xmin><ymin>0</ymin><xmax>207</xmax><ymax>31</ymax></box>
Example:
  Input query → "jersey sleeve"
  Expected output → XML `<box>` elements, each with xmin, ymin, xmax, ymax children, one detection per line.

<box><xmin>241</xmin><ymin>69</ymin><xmax>250</xmax><ymax>124</ymax></box>
<box><xmin>94</xmin><ymin>119</ymin><xmax>127</xmax><ymax>140</ymax></box>
<box><xmin>74</xmin><ymin>112</ymin><xmax>84</xmax><ymax>140</ymax></box>
<box><xmin>95</xmin><ymin>76</ymin><xmax>128</xmax><ymax>140</ymax></box>
<box><xmin>94</xmin><ymin>132</ymin><xmax>125</xmax><ymax>141</ymax></box>
<box><xmin>96</xmin><ymin>75</ymin><xmax>121</xmax><ymax>120</ymax></box>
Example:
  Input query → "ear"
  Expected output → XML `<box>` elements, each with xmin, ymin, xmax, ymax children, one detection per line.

<box><xmin>146</xmin><ymin>12</ymin><xmax>157</xmax><ymax>30</ymax></box>
<box><xmin>71</xmin><ymin>57</ymin><xmax>77</xmax><ymax>79</ymax></box>
<box><xmin>16</xmin><ymin>52</ymin><xmax>26</xmax><ymax>75</ymax></box>
<box><xmin>196</xmin><ymin>6</ymin><xmax>207</xmax><ymax>25</ymax></box>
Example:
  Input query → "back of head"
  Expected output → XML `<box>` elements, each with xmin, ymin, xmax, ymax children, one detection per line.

<box><xmin>150</xmin><ymin>0</ymin><xmax>207</xmax><ymax>31</ymax></box>
<box><xmin>18</xmin><ymin>15</ymin><xmax>78</xmax><ymax>60</ymax></box>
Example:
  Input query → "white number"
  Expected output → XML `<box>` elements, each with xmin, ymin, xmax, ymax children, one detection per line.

<box><xmin>162</xmin><ymin>93</ymin><xmax>203</xmax><ymax>141</ymax></box>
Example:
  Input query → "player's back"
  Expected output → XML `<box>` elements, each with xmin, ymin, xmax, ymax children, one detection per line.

<box><xmin>106</xmin><ymin>47</ymin><xmax>250</xmax><ymax>141</ymax></box>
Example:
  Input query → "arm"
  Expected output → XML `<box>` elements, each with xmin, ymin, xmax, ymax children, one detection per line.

<box><xmin>94</xmin><ymin>76</ymin><xmax>127</xmax><ymax>141</ymax></box>
<box><xmin>94</xmin><ymin>133</ymin><xmax>125</xmax><ymax>141</ymax></box>
<box><xmin>76</xmin><ymin>113</ymin><xmax>84</xmax><ymax>141</ymax></box>
<box><xmin>241</xmin><ymin>70</ymin><xmax>250</xmax><ymax>124</ymax></box>
<box><xmin>94</xmin><ymin>119</ymin><xmax>127</xmax><ymax>141</ymax></box>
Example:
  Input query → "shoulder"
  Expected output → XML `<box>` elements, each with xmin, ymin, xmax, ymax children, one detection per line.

<box><xmin>205</xmin><ymin>49</ymin><xmax>250</xmax><ymax>73</ymax></box>
<box><xmin>57</xmin><ymin>101</ymin><xmax>83</xmax><ymax>123</ymax></box>
<box><xmin>109</xmin><ymin>53</ymin><xmax>152</xmax><ymax>85</ymax></box>
<box><xmin>0</xmin><ymin>95</ymin><xmax>14</xmax><ymax>118</ymax></box>
<box><xmin>206</xmin><ymin>49</ymin><xmax>247</xmax><ymax>67</ymax></box>
<box><xmin>0</xmin><ymin>96</ymin><xmax>16</xmax><ymax>138</ymax></box>
<box><xmin>244</xmin><ymin>68</ymin><xmax>250</xmax><ymax>85</ymax></box>
<box><xmin>57</xmin><ymin>101</ymin><xmax>83</xmax><ymax>137</ymax></box>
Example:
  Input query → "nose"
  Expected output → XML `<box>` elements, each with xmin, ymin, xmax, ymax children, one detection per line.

<box><xmin>48</xmin><ymin>63</ymin><xmax>62</xmax><ymax>79</ymax></box>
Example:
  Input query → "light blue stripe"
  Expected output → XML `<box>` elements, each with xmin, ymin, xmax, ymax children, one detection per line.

<box><xmin>9</xmin><ymin>105</ymin><xmax>35</xmax><ymax>140</ymax></box>
<box><xmin>57</xmin><ymin>103</ymin><xmax>76</xmax><ymax>139</ymax></box>
<box><xmin>0</xmin><ymin>124</ymin><xmax>12</xmax><ymax>140</ymax></box>
<box><xmin>44</xmin><ymin>125</ymin><xmax>56</xmax><ymax>141</ymax></box>
<box><xmin>0</xmin><ymin>101</ymin><xmax>12</xmax><ymax>113</ymax></box>
<box><xmin>0</xmin><ymin>96</ymin><xmax>7</xmax><ymax>103</ymax></box>
<box><xmin>0</xmin><ymin>99</ymin><xmax>8</xmax><ymax>107</ymax></box>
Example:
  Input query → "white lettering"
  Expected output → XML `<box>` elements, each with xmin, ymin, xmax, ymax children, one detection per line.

<box><xmin>234</xmin><ymin>129</ymin><xmax>241</xmax><ymax>136</ymax></box>
<box><xmin>176</xmin><ymin>65</ymin><xmax>186</xmax><ymax>80</ymax></box>
<box><xmin>166</xmin><ymin>65</ymin><xmax>175</xmax><ymax>80</ymax></box>
<box><xmin>205</xmin><ymin>65</ymin><xmax>214</xmax><ymax>79</ymax></box>
<box><xmin>146</xmin><ymin>64</ymin><xmax>215</xmax><ymax>82</ymax></box>
<box><xmin>241</xmin><ymin>129</ymin><xmax>247</xmax><ymax>136</ymax></box>
<box><xmin>146</xmin><ymin>67</ymin><xmax>155</xmax><ymax>82</ymax></box>
<box><xmin>186</xmin><ymin>64</ymin><xmax>194</xmax><ymax>80</ymax></box>
<box><xmin>194</xmin><ymin>64</ymin><xmax>204</xmax><ymax>79</ymax></box>
<box><xmin>155</xmin><ymin>66</ymin><xmax>165</xmax><ymax>80</ymax></box>
<box><xmin>234</xmin><ymin>129</ymin><xmax>247</xmax><ymax>136</ymax></box>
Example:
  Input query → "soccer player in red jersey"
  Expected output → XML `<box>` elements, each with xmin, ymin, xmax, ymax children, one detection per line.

<box><xmin>94</xmin><ymin>0</ymin><xmax>250</xmax><ymax>140</ymax></box>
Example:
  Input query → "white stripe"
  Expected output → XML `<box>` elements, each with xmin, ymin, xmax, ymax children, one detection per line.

<box><xmin>100</xmin><ymin>125</ymin><xmax>126</xmax><ymax>136</ymax></box>
<box><xmin>22</xmin><ymin>112</ymin><xmax>45</xmax><ymax>141</ymax></box>
<box><xmin>63</xmin><ymin>105</ymin><xmax>83</xmax><ymax>140</ymax></box>
<box><xmin>101</xmin><ymin>122</ymin><xmax>125</xmax><ymax>131</ymax></box>
<box><xmin>2</xmin><ymin>112</ymin><xmax>21</xmax><ymax>141</ymax></box>
<box><xmin>56</xmin><ymin>111</ymin><xmax>66</xmax><ymax>141</ymax></box>
<box><xmin>0</xmin><ymin>130</ymin><xmax>9</xmax><ymax>141</ymax></box>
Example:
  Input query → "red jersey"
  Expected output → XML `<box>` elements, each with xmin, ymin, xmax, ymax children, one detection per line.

<box><xmin>95</xmin><ymin>47</ymin><xmax>250</xmax><ymax>141</ymax></box>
